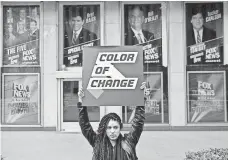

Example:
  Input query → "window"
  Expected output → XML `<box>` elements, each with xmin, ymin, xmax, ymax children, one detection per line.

<box><xmin>1</xmin><ymin>4</ymin><xmax>41</xmax><ymax>125</ymax></box>
<box><xmin>187</xmin><ymin>71</ymin><xmax>226</xmax><ymax>123</ymax></box>
<box><xmin>63</xmin><ymin>81</ymin><xmax>100</xmax><ymax>122</ymax></box>
<box><xmin>63</xmin><ymin>5</ymin><xmax>101</xmax><ymax>67</ymax></box>
<box><xmin>122</xmin><ymin>72</ymin><xmax>169</xmax><ymax>124</ymax></box>
<box><xmin>3</xmin><ymin>6</ymin><xmax>40</xmax><ymax>66</ymax></box>
<box><xmin>123</xmin><ymin>3</ymin><xmax>163</xmax><ymax>69</ymax></box>
<box><xmin>2</xmin><ymin>74</ymin><xmax>40</xmax><ymax>125</ymax></box>
<box><xmin>185</xmin><ymin>2</ymin><xmax>228</xmax><ymax>123</ymax></box>
<box><xmin>122</xmin><ymin>2</ymin><xmax>169</xmax><ymax>124</ymax></box>
<box><xmin>185</xmin><ymin>3</ymin><xmax>223</xmax><ymax>65</ymax></box>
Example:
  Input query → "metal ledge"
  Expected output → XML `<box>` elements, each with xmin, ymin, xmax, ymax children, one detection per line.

<box><xmin>1</xmin><ymin>127</ymin><xmax>56</xmax><ymax>131</ymax></box>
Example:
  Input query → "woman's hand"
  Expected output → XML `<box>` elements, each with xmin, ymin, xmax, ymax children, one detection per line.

<box><xmin>140</xmin><ymin>82</ymin><xmax>150</xmax><ymax>99</ymax></box>
<box><xmin>78</xmin><ymin>88</ymin><xmax>84</xmax><ymax>103</ymax></box>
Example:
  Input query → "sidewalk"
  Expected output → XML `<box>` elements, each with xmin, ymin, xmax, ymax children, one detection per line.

<box><xmin>1</xmin><ymin>131</ymin><xmax>228</xmax><ymax>160</ymax></box>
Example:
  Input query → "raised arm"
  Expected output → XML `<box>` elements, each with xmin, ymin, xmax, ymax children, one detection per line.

<box><xmin>125</xmin><ymin>105</ymin><xmax>145</xmax><ymax>146</ymax></box>
<box><xmin>78</xmin><ymin>102</ymin><xmax>96</xmax><ymax>147</ymax></box>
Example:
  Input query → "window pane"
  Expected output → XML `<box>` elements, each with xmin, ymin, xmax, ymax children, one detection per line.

<box><xmin>185</xmin><ymin>3</ymin><xmax>223</xmax><ymax>65</ymax></box>
<box><xmin>63</xmin><ymin>5</ymin><xmax>100</xmax><ymax>67</ymax></box>
<box><xmin>63</xmin><ymin>81</ymin><xmax>100</xmax><ymax>122</ymax></box>
<box><xmin>144</xmin><ymin>73</ymin><xmax>162</xmax><ymax>123</ymax></box>
<box><xmin>3</xmin><ymin>6</ymin><xmax>40</xmax><ymax>66</ymax></box>
<box><xmin>2</xmin><ymin>74</ymin><xmax>40</xmax><ymax>125</ymax></box>
<box><xmin>122</xmin><ymin>72</ymin><xmax>169</xmax><ymax>124</ymax></box>
<box><xmin>187</xmin><ymin>72</ymin><xmax>225</xmax><ymax>123</ymax></box>
<box><xmin>124</xmin><ymin>4</ymin><xmax>162</xmax><ymax>71</ymax></box>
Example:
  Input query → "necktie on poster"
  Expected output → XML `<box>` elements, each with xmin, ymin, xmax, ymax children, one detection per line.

<box><xmin>137</xmin><ymin>33</ymin><xmax>143</xmax><ymax>44</ymax></box>
<box><xmin>197</xmin><ymin>31</ymin><xmax>201</xmax><ymax>44</ymax></box>
<box><xmin>72</xmin><ymin>32</ymin><xmax>78</xmax><ymax>45</ymax></box>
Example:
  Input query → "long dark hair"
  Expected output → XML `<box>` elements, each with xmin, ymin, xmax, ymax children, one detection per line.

<box><xmin>93</xmin><ymin>113</ymin><xmax>123</xmax><ymax>160</ymax></box>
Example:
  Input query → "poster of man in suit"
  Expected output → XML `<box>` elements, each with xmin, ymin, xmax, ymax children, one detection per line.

<box><xmin>64</xmin><ymin>5</ymin><xmax>100</xmax><ymax>67</ymax></box>
<box><xmin>3</xmin><ymin>6</ymin><xmax>40</xmax><ymax>66</ymax></box>
<box><xmin>124</xmin><ymin>4</ymin><xmax>162</xmax><ymax>70</ymax></box>
<box><xmin>186</xmin><ymin>3</ymin><xmax>223</xmax><ymax>65</ymax></box>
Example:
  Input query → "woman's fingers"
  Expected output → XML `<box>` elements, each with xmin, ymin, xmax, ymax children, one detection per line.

<box><xmin>140</xmin><ymin>82</ymin><xmax>146</xmax><ymax>90</ymax></box>
<box><xmin>78</xmin><ymin>88</ymin><xmax>84</xmax><ymax>98</ymax></box>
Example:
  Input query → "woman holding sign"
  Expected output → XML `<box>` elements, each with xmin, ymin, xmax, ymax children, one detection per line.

<box><xmin>77</xmin><ymin>82</ymin><xmax>148</xmax><ymax>160</ymax></box>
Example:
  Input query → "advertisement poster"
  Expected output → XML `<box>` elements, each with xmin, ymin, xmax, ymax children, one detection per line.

<box><xmin>144</xmin><ymin>73</ymin><xmax>163</xmax><ymax>123</ymax></box>
<box><xmin>2</xmin><ymin>74</ymin><xmax>40</xmax><ymax>125</ymax></box>
<box><xmin>82</xmin><ymin>46</ymin><xmax>144</xmax><ymax>106</ymax></box>
<box><xmin>188</xmin><ymin>72</ymin><xmax>225</xmax><ymax>123</ymax></box>
<box><xmin>64</xmin><ymin>5</ymin><xmax>100</xmax><ymax>67</ymax></box>
<box><xmin>124</xmin><ymin>4</ymin><xmax>162</xmax><ymax>68</ymax></box>
<box><xmin>3</xmin><ymin>6</ymin><xmax>40</xmax><ymax>66</ymax></box>
<box><xmin>186</xmin><ymin>3</ymin><xmax>223</xmax><ymax>65</ymax></box>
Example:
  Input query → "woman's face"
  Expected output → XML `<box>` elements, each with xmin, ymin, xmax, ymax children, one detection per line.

<box><xmin>106</xmin><ymin>119</ymin><xmax>121</xmax><ymax>142</ymax></box>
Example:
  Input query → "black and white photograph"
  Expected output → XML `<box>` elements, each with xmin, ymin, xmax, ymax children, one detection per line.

<box><xmin>1</xmin><ymin>2</ymin><xmax>228</xmax><ymax>160</ymax></box>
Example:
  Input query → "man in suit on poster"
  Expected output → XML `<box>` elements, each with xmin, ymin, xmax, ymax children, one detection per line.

<box><xmin>16</xmin><ymin>8</ymin><xmax>31</xmax><ymax>31</ymax></box>
<box><xmin>187</xmin><ymin>6</ymin><xmax>216</xmax><ymax>46</ymax></box>
<box><xmin>125</xmin><ymin>6</ymin><xmax>154</xmax><ymax>45</ymax></box>
<box><xmin>29</xmin><ymin>20</ymin><xmax>39</xmax><ymax>41</ymax></box>
<box><xmin>64</xmin><ymin>11</ymin><xmax>98</xmax><ymax>48</ymax></box>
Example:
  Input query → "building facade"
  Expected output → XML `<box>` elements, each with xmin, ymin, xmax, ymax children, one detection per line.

<box><xmin>0</xmin><ymin>1</ymin><xmax>228</xmax><ymax>132</ymax></box>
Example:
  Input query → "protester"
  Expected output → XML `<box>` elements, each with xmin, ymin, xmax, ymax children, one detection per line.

<box><xmin>77</xmin><ymin>82</ymin><xmax>148</xmax><ymax>160</ymax></box>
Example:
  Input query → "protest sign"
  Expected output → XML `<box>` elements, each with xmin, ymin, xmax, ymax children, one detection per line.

<box><xmin>82</xmin><ymin>46</ymin><xmax>144</xmax><ymax>106</ymax></box>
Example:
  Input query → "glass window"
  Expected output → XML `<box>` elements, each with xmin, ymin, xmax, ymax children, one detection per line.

<box><xmin>122</xmin><ymin>3</ymin><xmax>169</xmax><ymax>124</ymax></box>
<box><xmin>185</xmin><ymin>3</ymin><xmax>223</xmax><ymax>65</ymax></box>
<box><xmin>124</xmin><ymin>4</ymin><xmax>163</xmax><ymax>69</ymax></box>
<box><xmin>63</xmin><ymin>81</ymin><xmax>100</xmax><ymax>122</ymax></box>
<box><xmin>2</xmin><ymin>74</ymin><xmax>40</xmax><ymax>125</ymax></box>
<box><xmin>3</xmin><ymin>6</ymin><xmax>40</xmax><ymax>66</ymax></box>
<box><xmin>185</xmin><ymin>3</ymin><xmax>227</xmax><ymax>124</ymax></box>
<box><xmin>63</xmin><ymin>5</ymin><xmax>100</xmax><ymax>67</ymax></box>
<box><xmin>122</xmin><ymin>72</ymin><xmax>169</xmax><ymax>124</ymax></box>
<box><xmin>187</xmin><ymin>71</ymin><xmax>226</xmax><ymax>123</ymax></box>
